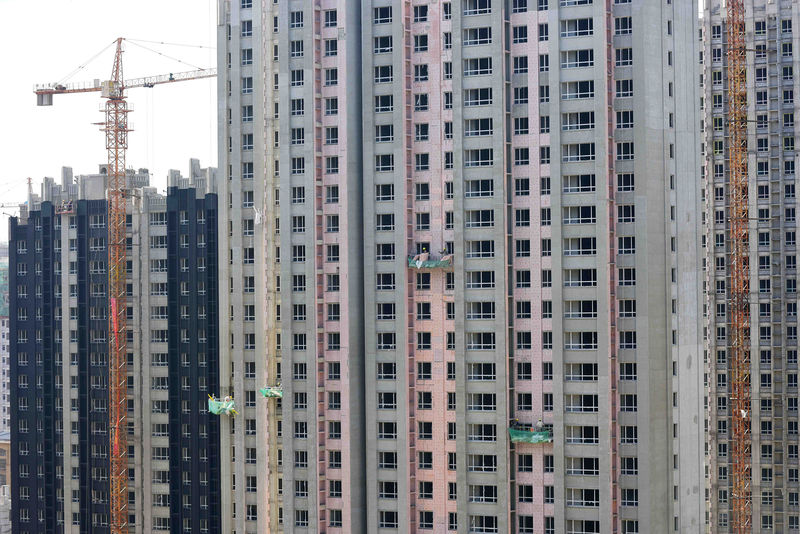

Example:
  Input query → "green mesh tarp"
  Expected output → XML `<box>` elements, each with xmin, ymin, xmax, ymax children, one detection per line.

<box><xmin>509</xmin><ymin>428</ymin><xmax>552</xmax><ymax>444</ymax></box>
<box><xmin>407</xmin><ymin>257</ymin><xmax>453</xmax><ymax>269</ymax></box>
<box><xmin>260</xmin><ymin>386</ymin><xmax>283</xmax><ymax>398</ymax></box>
<box><xmin>208</xmin><ymin>396</ymin><xmax>237</xmax><ymax>416</ymax></box>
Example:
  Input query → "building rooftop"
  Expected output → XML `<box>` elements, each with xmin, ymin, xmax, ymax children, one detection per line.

<box><xmin>16</xmin><ymin>159</ymin><xmax>217</xmax><ymax>224</ymax></box>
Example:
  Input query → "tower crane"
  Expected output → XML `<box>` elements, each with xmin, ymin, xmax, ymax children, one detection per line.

<box><xmin>33</xmin><ymin>37</ymin><xmax>215</xmax><ymax>534</ymax></box>
<box><xmin>725</xmin><ymin>0</ymin><xmax>752</xmax><ymax>531</ymax></box>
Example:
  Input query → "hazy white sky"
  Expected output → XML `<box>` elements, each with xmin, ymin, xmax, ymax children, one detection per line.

<box><xmin>0</xmin><ymin>0</ymin><xmax>218</xmax><ymax>240</ymax></box>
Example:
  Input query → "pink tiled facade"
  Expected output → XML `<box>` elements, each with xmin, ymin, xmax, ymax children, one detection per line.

<box><xmin>218</xmin><ymin>0</ymin><xmax>705</xmax><ymax>532</ymax></box>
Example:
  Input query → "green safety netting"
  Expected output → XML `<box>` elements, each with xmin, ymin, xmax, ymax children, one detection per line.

<box><xmin>259</xmin><ymin>386</ymin><xmax>283</xmax><ymax>398</ymax></box>
<box><xmin>208</xmin><ymin>395</ymin><xmax>238</xmax><ymax>416</ymax></box>
<box><xmin>509</xmin><ymin>427</ymin><xmax>553</xmax><ymax>444</ymax></box>
<box><xmin>407</xmin><ymin>256</ymin><xmax>453</xmax><ymax>269</ymax></box>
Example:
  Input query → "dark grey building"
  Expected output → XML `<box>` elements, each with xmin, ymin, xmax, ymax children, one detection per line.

<box><xmin>10</xmin><ymin>161</ymin><xmax>220</xmax><ymax>534</ymax></box>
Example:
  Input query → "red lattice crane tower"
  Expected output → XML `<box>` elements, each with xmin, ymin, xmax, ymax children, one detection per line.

<box><xmin>725</xmin><ymin>0</ymin><xmax>752</xmax><ymax>531</ymax></box>
<box><xmin>103</xmin><ymin>37</ymin><xmax>130</xmax><ymax>534</ymax></box>
<box><xmin>34</xmin><ymin>37</ymin><xmax>215</xmax><ymax>534</ymax></box>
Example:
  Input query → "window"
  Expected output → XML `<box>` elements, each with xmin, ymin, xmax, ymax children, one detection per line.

<box><xmin>617</xmin><ymin>142</ymin><xmax>634</xmax><ymax>160</ymax></box>
<box><xmin>561</xmin><ymin>18</ymin><xmax>593</xmax><ymax>37</ymax></box>
<box><xmin>414</xmin><ymin>123</ymin><xmax>429</xmax><ymax>142</ymax></box>
<box><xmin>616</xmin><ymin>48</ymin><xmax>633</xmax><ymax>66</ymax></box>
<box><xmin>618</xmin><ymin>236</ymin><xmax>635</xmax><ymax>255</ymax></box>
<box><xmin>616</xmin><ymin>79</ymin><xmax>633</xmax><ymax>97</ymax></box>
<box><xmin>513</xmin><ymin>25</ymin><xmax>528</xmax><ymax>44</ymax></box>
<box><xmin>241</xmin><ymin>104</ymin><xmax>254</xmax><ymax>124</ymax></box>
<box><xmin>414</xmin><ymin>93</ymin><xmax>429</xmax><ymax>111</ymax></box>
<box><xmin>563</xmin><ymin>206</ymin><xmax>596</xmax><ymax>224</ymax></box>
<box><xmin>465</xmin><ymin>149</ymin><xmax>493</xmax><ymax>167</ymax></box>
<box><xmin>513</xmin><ymin>116</ymin><xmax>531</xmax><ymax>134</ymax></box>
<box><xmin>615</xmin><ymin>16</ymin><xmax>632</xmax><ymax>35</ymax></box>
<box><xmin>374</xmin><ymin>65</ymin><xmax>393</xmax><ymax>83</ymax></box>
<box><xmin>289</xmin><ymin>98</ymin><xmax>305</xmax><ymax>117</ymax></box>
<box><xmin>378</xmin><ymin>422</ymin><xmax>397</xmax><ymax>439</ymax></box>
<box><xmin>562</xmin><ymin>143</ymin><xmax>595</xmax><ymax>162</ymax></box>
<box><xmin>464</xmin><ymin>58</ymin><xmax>493</xmax><ymax>76</ymax></box>
<box><xmin>621</xmin><ymin>488</ymin><xmax>638</xmax><ymax>507</ymax></box>
<box><xmin>562</xmin><ymin>49</ymin><xmax>594</xmax><ymax>69</ymax></box>
<box><xmin>370</xmin><ymin>96</ymin><xmax>393</xmax><ymax>116</ymax></box>
<box><xmin>413</xmin><ymin>34</ymin><xmax>429</xmax><ymax>54</ymax></box>
<box><xmin>319</xmin><ymin>99</ymin><xmax>337</xmax><ymax>119</ymax></box>
<box><xmin>375</xmin><ymin>154</ymin><xmax>394</xmax><ymax>172</ymax></box>
<box><xmin>379</xmin><ymin>511</ymin><xmax>398</xmax><ymax>529</ymax></box>
<box><xmin>513</xmin><ymin>0</ymin><xmax>529</xmax><ymax>12</ymax></box>
<box><xmin>290</xmin><ymin>40</ymin><xmax>304</xmax><ymax>58</ymax></box>
<box><xmin>374</xmin><ymin>6</ymin><xmax>392</xmax><ymax>23</ymax></box>
<box><xmin>465</xmin><ymin>118</ymin><xmax>493</xmax><ymax>137</ymax></box>
<box><xmin>289</xmin><ymin>11</ymin><xmax>304</xmax><ymax>28</ymax></box>
<box><xmin>562</xmin><ymin>80</ymin><xmax>594</xmax><ymax>99</ymax></box>
<box><xmin>616</xmin><ymin>110</ymin><xmax>633</xmax><ymax>129</ymax></box>
<box><xmin>290</xmin><ymin>70</ymin><xmax>304</xmax><ymax>86</ymax></box>
<box><xmin>325</xmin><ymin>68</ymin><xmax>338</xmax><ymax>86</ymax></box>
<box><xmin>241</xmin><ymin>48</ymin><xmax>253</xmax><ymax>65</ymax></box>
<box><xmin>323</xmin><ymin>127</ymin><xmax>339</xmax><ymax>146</ymax></box>
<box><xmin>465</xmin><ymin>88</ymin><xmax>492</xmax><ymax>106</ymax></box>
<box><xmin>621</xmin><ymin>394</ymin><xmax>638</xmax><ymax>412</ymax></box>
<box><xmin>325</xmin><ymin>9</ymin><xmax>337</xmax><ymax>27</ymax></box>
<box><xmin>516</xmin><ymin>55</ymin><xmax>530</xmax><ymax>74</ymax></box>
<box><xmin>464</xmin><ymin>0</ymin><xmax>491</xmax><ymax>15</ymax></box>
<box><xmin>374</xmin><ymin>35</ymin><xmax>392</xmax><ymax>54</ymax></box>
<box><xmin>324</xmin><ymin>39</ymin><xmax>338</xmax><ymax>57</ymax></box>
<box><xmin>564</xmin><ymin>174</ymin><xmax>595</xmax><ymax>193</ymax></box>
<box><xmin>464</xmin><ymin>27</ymin><xmax>492</xmax><ymax>46</ymax></box>
<box><xmin>618</xmin><ymin>173</ymin><xmax>634</xmax><ymax>192</ymax></box>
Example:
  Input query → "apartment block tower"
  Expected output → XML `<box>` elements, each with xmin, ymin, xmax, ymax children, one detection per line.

<box><xmin>0</xmin><ymin>246</ymin><xmax>9</xmax><ymax>435</ymax></box>
<box><xmin>9</xmin><ymin>162</ymin><xmax>221</xmax><ymax>533</ymax></box>
<box><xmin>217</xmin><ymin>0</ymin><xmax>284</xmax><ymax>532</ymax></box>
<box><xmin>219</xmin><ymin>0</ymin><xmax>704</xmax><ymax>532</ymax></box>
<box><xmin>703</xmin><ymin>2</ymin><xmax>800</xmax><ymax>532</ymax></box>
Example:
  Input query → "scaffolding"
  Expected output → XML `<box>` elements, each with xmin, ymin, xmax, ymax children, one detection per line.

<box><xmin>726</xmin><ymin>0</ymin><xmax>752</xmax><ymax>530</ymax></box>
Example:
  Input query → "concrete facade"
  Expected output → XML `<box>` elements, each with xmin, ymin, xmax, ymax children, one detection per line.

<box><xmin>703</xmin><ymin>1</ymin><xmax>800</xmax><ymax>531</ymax></box>
<box><xmin>217</xmin><ymin>0</ymin><xmax>283</xmax><ymax>532</ymax></box>
<box><xmin>218</xmin><ymin>0</ymin><xmax>705</xmax><ymax>532</ymax></box>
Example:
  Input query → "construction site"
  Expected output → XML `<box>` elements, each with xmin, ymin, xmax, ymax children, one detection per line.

<box><xmin>2</xmin><ymin>0</ymin><xmax>797</xmax><ymax>532</ymax></box>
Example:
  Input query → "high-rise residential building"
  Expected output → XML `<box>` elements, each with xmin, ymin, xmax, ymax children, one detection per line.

<box><xmin>0</xmin><ymin>243</ymin><xmax>9</xmax><ymax>435</ymax></box>
<box><xmin>0</xmin><ymin>433</ymin><xmax>10</xmax><ymax>533</ymax></box>
<box><xmin>217</xmin><ymin>0</ymin><xmax>283</xmax><ymax>532</ymax></box>
<box><xmin>9</xmin><ymin>162</ymin><xmax>221</xmax><ymax>533</ymax></box>
<box><xmin>276</xmin><ymin>1</ymin><xmax>366</xmax><ymax>532</ymax></box>
<box><xmin>219</xmin><ymin>0</ymin><xmax>705</xmax><ymax>532</ymax></box>
<box><xmin>703</xmin><ymin>3</ymin><xmax>800</xmax><ymax>532</ymax></box>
